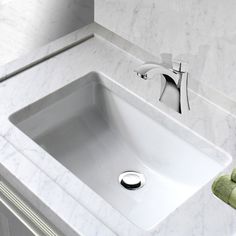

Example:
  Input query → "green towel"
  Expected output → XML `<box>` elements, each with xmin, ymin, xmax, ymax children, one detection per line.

<box><xmin>212</xmin><ymin>175</ymin><xmax>236</xmax><ymax>208</ymax></box>
<box><xmin>231</xmin><ymin>168</ymin><xmax>236</xmax><ymax>183</ymax></box>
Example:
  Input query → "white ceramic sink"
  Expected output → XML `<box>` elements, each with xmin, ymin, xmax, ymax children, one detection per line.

<box><xmin>9</xmin><ymin>72</ymin><xmax>230</xmax><ymax>230</ymax></box>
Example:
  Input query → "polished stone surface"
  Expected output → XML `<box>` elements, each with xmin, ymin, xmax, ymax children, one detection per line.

<box><xmin>95</xmin><ymin>0</ymin><xmax>236</xmax><ymax>116</ymax></box>
<box><xmin>0</xmin><ymin>23</ymin><xmax>236</xmax><ymax>236</ymax></box>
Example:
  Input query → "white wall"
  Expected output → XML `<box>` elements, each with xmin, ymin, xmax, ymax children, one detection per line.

<box><xmin>0</xmin><ymin>0</ymin><xmax>93</xmax><ymax>65</ymax></box>
<box><xmin>95</xmin><ymin>0</ymin><xmax>236</xmax><ymax>103</ymax></box>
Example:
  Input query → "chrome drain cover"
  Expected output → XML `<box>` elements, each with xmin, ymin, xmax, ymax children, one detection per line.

<box><xmin>119</xmin><ymin>171</ymin><xmax>145</xmax><ymax>190</ymax></box>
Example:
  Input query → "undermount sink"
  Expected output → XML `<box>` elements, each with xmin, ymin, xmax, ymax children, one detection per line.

<box><xmin>9</xmin><ymin>71</ymin><xmax>230</xmax><ymax>230</ymax></box>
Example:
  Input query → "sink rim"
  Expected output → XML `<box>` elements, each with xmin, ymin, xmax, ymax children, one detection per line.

<box><xmin>6</xmin><ymin>70</ymin><xmax>233</xmax><ymax>231</ymax></box>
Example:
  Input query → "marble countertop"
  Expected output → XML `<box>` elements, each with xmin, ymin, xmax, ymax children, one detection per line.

<box><xmin>0</xmin><ymin>23</ymin><xmax>236</xmax><ymax>236</ymax></box>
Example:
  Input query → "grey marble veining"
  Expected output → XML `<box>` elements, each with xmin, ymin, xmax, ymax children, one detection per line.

<box><xmin>0</xmin><ymin>137</ymin><xmax>116</xmax><ymax>236</ymax></box>
<box><xmin>0</xmin><ymin>23</ymin><xmax>236</xmax><ymax>236</ymax></box>
<box><xmin>95</xmin><ymin>0</ymin><xmax>236</xmax><ymax>116</ymax></box>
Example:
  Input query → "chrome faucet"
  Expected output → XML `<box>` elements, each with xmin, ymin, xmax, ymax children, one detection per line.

<box><xmin>134</xmin><ymin>61</ymin><xmax>190</xmax><ymax>114</ymax></box>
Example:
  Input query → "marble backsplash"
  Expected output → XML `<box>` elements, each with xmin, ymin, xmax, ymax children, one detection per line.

<box><xmin>0</xmin><ymin>0</ymin><xmax>94</xmax><ymax>66</ymax></box>
<box><xmin>95</xmin><ymin>0</ymin><xmax>236</xmax><ymax>109</ymax></box>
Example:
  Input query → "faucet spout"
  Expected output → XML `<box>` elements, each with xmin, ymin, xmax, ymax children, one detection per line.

<box><xmin>134</xmin><ymin>63</ymin><xmax>180</xmax><ymax>86</ymax></box>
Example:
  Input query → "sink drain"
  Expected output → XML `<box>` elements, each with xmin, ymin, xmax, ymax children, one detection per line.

<box><xmin>119</xmin><ymin>171</ymin><xmax>145</xmax><ymax>190</ymax></box>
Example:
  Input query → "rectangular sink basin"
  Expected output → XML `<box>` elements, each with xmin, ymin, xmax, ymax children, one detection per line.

<box><xmin>9</xmin><ymin>72</ymin><xmax>230</xmax><ymax>230</ymax></box>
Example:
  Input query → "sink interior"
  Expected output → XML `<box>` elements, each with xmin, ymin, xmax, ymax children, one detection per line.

<box><xmin>9</xmin><ymin>72</ymin><xmax>230</xmax><ymax>230</ymax></box>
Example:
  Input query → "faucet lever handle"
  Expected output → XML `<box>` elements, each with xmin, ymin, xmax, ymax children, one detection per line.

<box><xmin>172</xmin><ymin>61</ymin><xmax>188</xmax><ymax>73</ymax></box>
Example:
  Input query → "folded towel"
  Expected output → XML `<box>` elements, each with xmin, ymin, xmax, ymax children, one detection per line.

<box><xmin>231</xmin><ymin>168</ymin><xmax>236</xmax><ymax>183</ymax></box>
<box><xmin>212</xmin><ymin>175</ymin><xmax>236</xmax><ymax>208</ymax></box>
